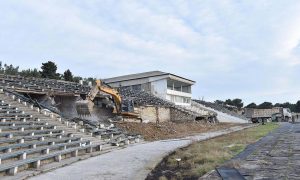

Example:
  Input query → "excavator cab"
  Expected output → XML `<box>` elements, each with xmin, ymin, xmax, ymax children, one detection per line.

<box><xmin>121</xmin><ymin>99</ymin><xmax>135</xmax><ymax>112</ymax></box>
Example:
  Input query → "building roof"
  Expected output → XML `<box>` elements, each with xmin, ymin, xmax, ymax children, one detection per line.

<box><xmin>103</xmin><ymin>71</ymin><xmax>195</xmax><ymax>84</ymax></box>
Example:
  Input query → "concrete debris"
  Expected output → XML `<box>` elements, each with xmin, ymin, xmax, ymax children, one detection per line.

<box><xmin>120</xmin><ymin>88</ymin><xmax>217</xmax><ymax>122</ymax></box>
<box><xmin>70</xmin><ymin>117</ymin><xmax>141</xmax><ymax>143</ymax></box>
<box><xmin>194</xmin><ymin>100</ymin><xmax>248</xmax><ymax>121</ymax></box>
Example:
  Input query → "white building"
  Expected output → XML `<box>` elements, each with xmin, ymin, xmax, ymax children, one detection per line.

<box><xmin>103</xmin><ymin>71</ymin><xmax>195</xmax><ymax>106</ymax></box>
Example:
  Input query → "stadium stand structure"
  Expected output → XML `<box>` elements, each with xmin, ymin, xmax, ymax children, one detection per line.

<box><xmin>0</xmin><ymin>89</ymin><xmax>140</xmax><ymax>177</ymax></box>
<box><xmin>193</xmin><ymin>100</ymin><xmax>249</xmax><ymax>123</ymax></box>
<box><xmin>119</xmin><ymin>88</ymin><xmax>217</xmax><ymax>122</ymax></box>
<box><xmin>0</xmin><ymin>74</ymin><xmax>217</xmax><ymax>123</ymax></box>
<box><xmin>0</xmin><ymin>73</ymin><xmax>248</xmax><ymax>178</ymax></box>
<box><xmin>0</xmin><ymin>74</ymin><xmax>90</xmax><ymax>96</ymax></box>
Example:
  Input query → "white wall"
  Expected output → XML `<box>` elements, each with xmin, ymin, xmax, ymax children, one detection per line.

<box><xmin>106</xmin><ymin>78</ymin><xmax>149</xmax><ymax>87</ymax></box>
<box><xmin>150</xmin><ymin>79</ymin><xmax>167</xmax><ymax>99</ymax></box>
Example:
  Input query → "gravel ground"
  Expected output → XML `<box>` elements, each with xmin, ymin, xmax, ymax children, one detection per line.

<box><xmin>116</xmin><ymin>122</ymin><xmax>237</xmax><ymax>141</ymax></box>
<box><xmin>203</xmin><ymin>122</ymin><xmax>300</xmax><ymax>180</ymax></box>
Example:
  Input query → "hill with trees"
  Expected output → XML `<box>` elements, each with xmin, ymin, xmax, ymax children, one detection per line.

<box><xmin>0</xmin><ymin>60</ymin><xmax>95</xmax><ymax>85</ymax></box>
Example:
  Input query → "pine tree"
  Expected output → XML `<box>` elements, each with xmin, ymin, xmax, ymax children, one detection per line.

<box><xmin>40</xmin><ymin>61</ymin><xmax>59</xmax><ymax>79</ymax></box>
<box><xmin>63</xmin><ymin>69</ymin><xmax>73</xmax><ymax>81</ymax></box>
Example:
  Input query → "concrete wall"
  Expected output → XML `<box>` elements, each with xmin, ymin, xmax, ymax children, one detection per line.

<box><xmin>170</xmin><ymin>108</ymin><xmax>195</xmax><ymax>122</ymax></box>
<box><xmin>52</xmin><ymin>95</ymin><xmax>114</xmax><ymax>122</ymax></box>
<box><xmin>150</xmin><ymin>79</ymin><xmax>167</xmax><ymax>99</ymax></box>
<box><xmin>54</xmin><ymin>96</ymin><xmax>78</xmax><ymax>118</ymax></box>
<box><xmin>139</xmin><ymin>106</ymin><xmax>170</xmax><ymax>123</ymax></box>
<box><xmin>158</xmin><ymin>107</ymin><xmax>171</xmax><ymax>122</ymax></box>
<box><xmin>21</xmin><ymin>93</ymin><xmax>79</xmax><ymax>119</ymax></box>
<box><xmin>139</xmin><ymin>106</ymin><xmax>195</xmax><ymax>123</ymax></box>
<box><xmin>141</xmin><ymin>83</ymin><xmax>151</xmax><ymax>92</ymax></box>
<box><xmin>106</xmin><ymin>78</ymin><xmax>149</xmax><ymax>88</ymax></box>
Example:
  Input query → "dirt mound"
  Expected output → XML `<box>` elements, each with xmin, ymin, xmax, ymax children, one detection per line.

<box><xmin>116</xmin><ymin>122</ymin><xmax>236</xmax><ymax>141</ymax></box>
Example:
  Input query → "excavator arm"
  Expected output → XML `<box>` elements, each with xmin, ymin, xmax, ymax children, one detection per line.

<box><xmin>76</xmin><ymin>79</ymin><xmax>140</xmax><ymax>119</ymax></box>
<box><xmin>76</xmin><ymin>80</ymin><xmax>123</xmax><ymax>115</ymax></box>
<box><xmin>94</xmin><ymin>80</ymin><xmax>122</xmax><ymax>114</ymax></box>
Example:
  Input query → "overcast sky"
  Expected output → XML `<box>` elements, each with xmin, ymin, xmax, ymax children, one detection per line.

<box><xmin>1</xmin><ymin>0</ymin><xmax>300</xmax><ymax>105</ymax></box>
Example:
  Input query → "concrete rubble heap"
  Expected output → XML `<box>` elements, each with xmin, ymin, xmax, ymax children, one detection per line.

<box><xmin>119</xmin><ymin>88</ymin><xmax>217</xmax><ymax>122</ymax></box>
<box><xmin>194</xmin><ymin>100</ymin><xmax>248</xmax><ymax>121</ymax></box>
<box><xmin>69</xmin><ymin>117</ymin><xmax>141</xmax><ymax>146</ymax></box>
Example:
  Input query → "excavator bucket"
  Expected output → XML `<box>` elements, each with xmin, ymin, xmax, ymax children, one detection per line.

<box><xmin>75</xmin><ymin>99</ymin><xmax>95</xmax><ymax>116</ymax></box>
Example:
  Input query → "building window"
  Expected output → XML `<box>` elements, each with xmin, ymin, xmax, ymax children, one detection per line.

<box><xmin>183</xmin><ymin>97</ymin><xmax>191</xmax><ymax>103</ymax></box>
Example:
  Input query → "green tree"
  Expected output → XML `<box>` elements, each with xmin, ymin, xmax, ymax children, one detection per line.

<box><xmin>73</xmin><ymin>76</ymin><xmax>82</xmax><ymax>83</ymax></box>
<box><xmin>83</xmin><ymin>77</ymin><xmax>96</xmax><ymax>85</ymax></box>
<box><xmin>224</xmin><ymin>99</ymin><xmax>233</xmax><ymax>106</ymax></box>
<box><xmin>258</xmin><ymin>102</ymin><xmax>273</xmax><ymax>109</ymax></box>
<box><xmin>3</xmin><ymin>63</ymin><xmax>19</xmax><ymax>75</ymax></box>
<box><xmin>19</xmin><ymin>68</ymin><xmax>41</xmax><ymax>78</ymax></box>
<box><xmin>295</xmin><ymin>101</ymin><xmax>300</xmax><ymax>113</ymax></box>
<box><xmin>40</xmin><ymin>61</ymin><xmax>59</xmax><ymax>79</ymax></box>
<box><xmin>232</xmin><ymin>98</ymin><xmax>244</xmax><ymax>109</ymax></box>
<box><xmin>0</xmin><ymin>61</ymin><xmax>4</xmax><ymax>74</ymax></box>
<box><xmin>63</xmin><ymin>69</ymin><xmax>73</xmax><ymax>81</ymax></box>
<box><xmin>215</xmin><ymin>100</ymin><xmax>224</xmax><ymax>105</ymax></box>
<box><xmin>246</xmin><ymin>102</ymin><xmax>257</xmax><ymax>108</ymax></box>
<box><xmin>274</xmin><ymin>102</ymin><xmax>295</xmax><ymax>112</ymax></box>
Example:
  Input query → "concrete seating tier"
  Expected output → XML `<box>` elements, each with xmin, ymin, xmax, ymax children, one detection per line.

<box><xmin>69</xmin><ymin>117</ymin><xmax>142</xmax><ymax>146</ymax></box>
<box><xmin>0</xmin><ymin>144</ymin><xmax>102</xmax><ymax>175</ymax></box>
<box><xmin>0</xmin><ymin>134</ymin><xmax>74</xmax><ymax>145</ymax></box>
<box><xmin>0</xmin><ymin>92</ymin><xmax>106</xmax><ymax>176</ymax></box>
<box><xmin>0</xmin><ymin>74</ymin><xmax>90</xmax><ymax>95</ymax></box>
<box><xmin>0</xmin><ymin>137</ymin><xmax>83</xmax><ymax>152</ymax></box>
<box><xmin>0</xmin><ymin>89</ymin><xmax>142</xmax><ymax>176</ymax></box>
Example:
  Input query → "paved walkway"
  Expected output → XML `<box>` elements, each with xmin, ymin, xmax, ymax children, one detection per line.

<box><xmin>205</xmin><ymin>122</ymin><xmax>300</xmax><ymax>180</ymax></box>
<box><xmin>29</xmin><ymin>125</ymin><xmax>252</xmax><ymax>180</ymax></box>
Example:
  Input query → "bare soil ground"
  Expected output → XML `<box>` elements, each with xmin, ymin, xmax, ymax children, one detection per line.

<box><xmin>146</xmin><ymin>123</ymin><xmax>279</xmax><ymax>180</ymax></box>
<box><xmin>116</xmin><ymin>121</ymin><xmax>239</xmax><ymax>141</ymax></box>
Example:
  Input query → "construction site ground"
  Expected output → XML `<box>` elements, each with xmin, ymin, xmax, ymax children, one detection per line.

<box><xmin>116</xmin><ymin>122</ymin><xmax>239</xmax><ymax>141</ymax></box>
<box><xmin>28</xmin><ymin>124</ymin><xmax>254</xmax><ymax>180</ymax></box>
<box><xmin>147</xmin><ymin>123</ymin><xmax>278</xmax><ymax>180</ymax></box>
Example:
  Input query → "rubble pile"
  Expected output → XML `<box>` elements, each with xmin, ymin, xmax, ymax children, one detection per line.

<box><xmin>70</xmin><ymin>117</ymin><xmax>141</xmax><ymax>145</ymax></box>
<box><xmin>194</xmin><ymin>100</ymin><xmax>248</xmax><ymax>120</ymax></box>
<box><xmin>120</xmin><ymin>88</ymin><xmax>217</xmax><ymax>122</ymax></box>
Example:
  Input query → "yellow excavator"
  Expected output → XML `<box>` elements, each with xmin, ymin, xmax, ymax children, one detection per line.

<box><xmin>75</xmin><ymin>80</ymin><xmax>139</xmax><ymax>119</ymax></box>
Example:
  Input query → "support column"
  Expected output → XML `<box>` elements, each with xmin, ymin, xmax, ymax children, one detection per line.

<box><xmin>71</xmin><ymin>150</ymin><xmax>78</xmax><ymax>157</ymax></box>
<box><xmin>33</xmin><ymin>160</ymin><xmax>41</xmax><ymax>168</ymax></box>
<box><xmin>55</xmin><ymin>154</ymin><xmax>62</xmax><ymax>162</ymax></box>
<box><xmin>8</xmin><ymin>167</ymin><xmax>18</xmax><ymax>175</ymax></box>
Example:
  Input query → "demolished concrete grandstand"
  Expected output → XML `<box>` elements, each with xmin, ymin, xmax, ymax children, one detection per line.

<box><xmin>193</xmin><ymin>100</ymin><xmax>249</xmax><ymax>123</ymax></box>
<box><xmin>0</xmin><ymin>74</ymin><xmax>249</xmax><ymax>178</ymax></box>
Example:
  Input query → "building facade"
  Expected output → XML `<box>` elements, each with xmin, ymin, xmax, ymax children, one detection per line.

<box><xmin>103</xmin><ymin>71</ymin><xmax>195</xmax><ymax>106</ymax></box>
